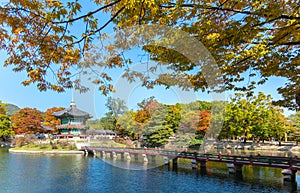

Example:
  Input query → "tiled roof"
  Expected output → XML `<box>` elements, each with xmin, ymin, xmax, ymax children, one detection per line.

<box><xmin>52</xmin><ymin>101</ymin><xmax>92</xmax><ymax>119</ymax></box>
<box><xmin>41</xmin><ymin>124</ymin><xmax>53</xmax><ymax>131</ymax></box>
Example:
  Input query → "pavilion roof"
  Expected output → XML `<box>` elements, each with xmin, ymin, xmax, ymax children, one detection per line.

<box><xmin>52</xmin><ymin>101</ymin><xmax>92</xmax><ymax>119</ymax></box>
<box><xmin>41</xmin><ymin>124</ymin><xmax>53</xmax><ymax>131</ymax></box>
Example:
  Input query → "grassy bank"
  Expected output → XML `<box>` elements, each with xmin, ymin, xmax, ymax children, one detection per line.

<box><xmin>11</xmin><ymin>139</ymin><xmax>126</xmax><ymax>152</ymax></box>
<box><xmin>11</xmin><ymin>143</ymin><xmax>76</xmax><ymax>151</ymax></box>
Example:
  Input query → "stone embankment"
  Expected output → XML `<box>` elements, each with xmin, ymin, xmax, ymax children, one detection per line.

<box><xmin>8</xmin><ymin>149</ymin><xmax>84</xmax><ymax>154</ymax></box>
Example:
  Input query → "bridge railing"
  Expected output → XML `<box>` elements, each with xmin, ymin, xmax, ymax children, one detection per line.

<box><xmin>83</xmin><ymin>146</ymin><xmax>300</xmax><ymax>169</ymax></box>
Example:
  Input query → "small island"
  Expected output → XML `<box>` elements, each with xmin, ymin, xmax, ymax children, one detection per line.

<box><xmin>7</xmin><ymin>100</ymin><xmax>124</xmax><ymax>154</ymax></box>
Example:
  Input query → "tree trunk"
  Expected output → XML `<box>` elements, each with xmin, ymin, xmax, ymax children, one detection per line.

<box><xmin>243</xmin><ymin>132</ymin><xmax>247</xmax><ymax>143</ymax></box>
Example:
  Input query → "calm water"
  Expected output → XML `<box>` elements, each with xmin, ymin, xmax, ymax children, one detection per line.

<box><xmin>0</xmin><ymin>148</ymin><xmax>299</xmax><ymax>193</ymax></box>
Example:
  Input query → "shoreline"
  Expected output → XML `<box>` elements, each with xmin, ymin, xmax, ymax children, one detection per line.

<box><xmin>204</xmin><ymin>141</ymin><xmax>300</xmax><ymax>153</ymax></box>
<box><xmin>8</xmin><ymin>149</ymin><xmax>84</xmax><ymax>154</ymax></box>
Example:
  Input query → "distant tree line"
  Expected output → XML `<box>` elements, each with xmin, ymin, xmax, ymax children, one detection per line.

<box><xmin>1</xmin><ymin>91</ymin><xmax>299</xmax><ymax>146</ymax></box>
<box><xmin>88</xmin><ymin>92</ymin><xmax>299</xmax><ymax>147</ymax></box>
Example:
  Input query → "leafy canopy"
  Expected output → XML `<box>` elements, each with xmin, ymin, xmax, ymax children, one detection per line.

<box><xmin>0</xmin><ymin>101</ymin><xmax>14</xmax><ymax>140</ymax></box>
<box><xmin>0</xmin><ymin>0</ymin><xmax>299</xmax><ymax>109</ymax></box>
<box><xmin>0</xmin><ymin>114</ymin><xmax>14</xmax><ymax>140</ymax></box>
<box><xmin>43</xmin><ymin>107</ymin><xmax>64</xmax><ymax>132</ymax></box>
<box><xmin>12</xmin><ymin>107</ymin><xmax>44</xmax><ymax>134</ymax></box>
<box><xmin>0</xmin><ymin>100</ymin><xmax>7</xmax><ymax>115</ymax></box>
<box><xmin>219</xmin><ymin>92</ymin><xmax>290</xmax><ymax>141</ymax></box>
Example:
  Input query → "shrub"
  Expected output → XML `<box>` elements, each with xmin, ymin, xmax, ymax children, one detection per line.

<box><xmin>68</xmin><ymin>144</ymin><xmax>74</xmax><ymax>150</ymax></box>
<box><xmin>60</xmin><ymin>141</ymin><xmax>69</xmax><ymax>149</ymax></box>
<box><xmin>51</xmin><ymin>143</ymin><xmax>57</xmax><ymax>149</ymax></box>
<box><xmin>15</xmin><ymin>137</ymin><xmax>26</xmax><ymax>147</ymax></box>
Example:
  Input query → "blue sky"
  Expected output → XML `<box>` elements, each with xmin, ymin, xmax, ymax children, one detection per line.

<box><xmin>0</xmin><ymin>60</ymin><xmax>294</xmax><ymax>119</ymax></box>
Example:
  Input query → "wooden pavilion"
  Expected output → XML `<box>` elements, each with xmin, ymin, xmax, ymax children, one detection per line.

<box><xmin>53</xmin><ymin>101</ymin><xmax>92</xmax><ymax>138</ymax></box>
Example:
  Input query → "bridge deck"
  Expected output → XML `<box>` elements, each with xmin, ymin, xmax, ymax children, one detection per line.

<box><xmin>82</xmin><ymin>146</ymin><xmax>300</xmax><ymax>170</ymax></box>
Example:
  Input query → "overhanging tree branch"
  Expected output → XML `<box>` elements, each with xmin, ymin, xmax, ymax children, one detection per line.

<box><xmin>68</xmin><ymin>6</ymin><xmax>125</xmax><ymax>47</ymax></box>
<box><xmin>53</xmin><ymin>0</ymin><xmax>121</xmax><ymax>24</ymax></box>
<box><xmin>160</xmin><ymin>3</ymin><xmax>300</xmax><ymax>20</ymax></box>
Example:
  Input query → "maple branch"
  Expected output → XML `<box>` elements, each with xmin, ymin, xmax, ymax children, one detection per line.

<box><xmin>251</xmin><ymin>17</ymin><xmax>284</xmax><ymax>28</ymax></box>
<box><xmin>68</xmin><ymin>6</ymin><xmax>125</xmax><ymax>47</ymax></box>
<box><xmin>206</xmin><ymin>6</ymin><xmax>300</xmax><ymax>20</ymax></box>
<box><xmin>233</xmin><ymin>56</ymin><xmax>253</xmax><ymax>67</ymax></box>
<box><xmin>271</xmin><ymin>32</ymin><xmax>294</xmax><ymax>45</ymax></box>
<box><xmin>252</xmin><ymin>39</ymin><xmax>300</xmax><ymax>46</ymax></box>
<box><xmin>4</xmin><ymin>7</ymin><xmax>46</xmax><ymax>20</ymax></box>
<box><xmin>274</xmin><ymin>41</ymin><xmax>300</xmax><ymax>46</ymax></box>
<box><xmin>3</xmin><ymin>1</ymin><xmax>121</xmax><ymax>25</ymax></box>
<box><xmin>53</xmin><ymin>0</ymin><xmax>121</xmax><ymax>24</ymax></box>
<box><xmin>82</xmin><ymin>21</ymin><xmax>89</xmax><ymax>54</ymax></box>
<box><xmin>160</xmin><ymin>3</ymin><xmax>300</xmax><ymax>20</ymax></box>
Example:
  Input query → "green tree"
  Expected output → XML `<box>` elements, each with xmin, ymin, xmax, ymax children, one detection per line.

<box><xmin>0</xmin><ymin>114</ymin><xmax>14</xmax><ymax>141</ymax></box>
<box><xmin>289</xmin><ymin>112</ymin><xmax>300</xmax><ymax>130</ymax></box>
<box><xmin>288</xmin><ymin>112</ymin><xmax>300</xmax><ymax>141</ymax></box>
<box><xmin>99</xmin><ymin>112</ymin><xmax>117</xmax><ymax>131</ymax></box>
<box><xmin>165</xmin><ymin>104</ymin><xmax>181</xmax><ymax>133</ymax></box>
<box><xmin>105</xmin><ymin>97</ymin><xmax>128</xmax><ymax>131</ymax></box>
<box><xmin>0</xmin><ymin>100</ymin><xmax>7</xmax><ymax>115</ymax></box>
<box><xmin>220</xmin><ymin>92</ymin><xmax>289</xmax><ymax>142</ymax></box>
<box><xmin>87</xmin><ymin>119</ymin><xmax>102</xmax><ymax>130</ymax></box>
<box><xmin>106</xmin><ymin>97</ymin><xmax>128</xmax><ymax>118</ymax></box>
<box><xmin>143</xmin><ymin>105</ymin><xmax>174</xmax><ymax>147</ymax></box>
<box><xmin>0</xmin><ymin>1</ymin><xmax>299</xmax><ymax>109</ymax></box>
<box><xmin>267</xmin><ymin>107</ymin><xmax>290</xmax><ymax>145</ymax></box>
<box><xmin>0</xmin><ymin>102</ymin><xmax>14</xmax><ymax>140</ymax></box>
<box><xmin>117</xmin><ymin>110</ymin><xmax>141</xmax><ymax>139</ymax></box>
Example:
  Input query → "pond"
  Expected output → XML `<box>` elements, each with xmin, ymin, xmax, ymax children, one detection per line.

<box><xmin>0</xmin><ymin>148</ymin><xmax>298</xmax><ymax>193</ymax></box>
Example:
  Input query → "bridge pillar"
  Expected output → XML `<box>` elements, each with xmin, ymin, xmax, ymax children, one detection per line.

<box><xmin>84</xmin><ymin>150</ymin><xmax>88</xmax><ymax>156</ymax></box>
<box><xmin>227</xmin><ymin>163</ymin><xmax>235</xmax><ymax>174</ymax></box>
<box><xmin>134</xmin><ymin>154</ymin><xmax>139</xmax><ymax>161</ymax></box>
<box><xmin>151</xmin><ymin>155</ymin><xmax>156</xmax><ymax>164</ymax></box>
<box><xmin>164</xmin><ymin>156</ymin><xmax>170</xmax><ymax>165</ymax></box>
<box><xmin>191</xmin><ymin>159</ymin><xmax>197</xmax><ymax>169</ymax></box>
<box><xmin>101</xmin><ymin>151</ymin><xmax>106</xmax><ymax>158</ymax></box>
<box><xmin>227</xmin><ymin>163</ymin><xmax>243</xmax><ymax>175</ymax></box>
<box><xmin>235</xmin><ymin>164</ymin><xmax>243</xmax><ymax>173</ymax></box>
<box><xmin>282</xmin><ymin>169</ymin><xmax>297</xmax><ymax>182</ymax></box>
<box><xmin>172</xmin><ymin>158</ymin><xmax>178</xmax><ymax>169</ymax></box>
<box><xmin>125</xmin><ymin>152</ymin><xmax>131</xmax><ymax>161</ymax></box>
<box><xmin>199</xmin><ymin>160</ymin><xmax>207</xmax><ymax>168</ymax></box>
<box><xmin>93</xmin><ymin>150</ymin><xmax>96</xmax><ymax>157</ymax></box>
<box><xmin>111</xmin><ymin>152</ymin><xmax>117</xmax><ymax>159</ymax></box>
<box><xmin>142</xmin><ymin>154</ymin><xmax>148</xmax><ymax>162</ymax></box>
